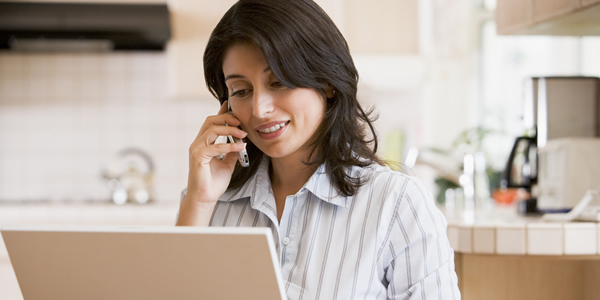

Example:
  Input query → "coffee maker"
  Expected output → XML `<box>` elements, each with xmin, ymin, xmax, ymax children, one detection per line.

<box><xmin>503</xmin><ymin>76</ymin><xmax>600</xmax><ymax>213</ymax></box>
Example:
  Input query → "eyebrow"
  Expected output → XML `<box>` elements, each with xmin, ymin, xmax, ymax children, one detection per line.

<box><xmin>224</xmin><ymin>67</ymin><xmax>272</xmax><ymax>82</ymax></box>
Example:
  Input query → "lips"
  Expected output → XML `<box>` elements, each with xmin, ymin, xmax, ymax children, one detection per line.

<box><xmin>255</xmin><ymin>121</ymin><xmax>290</xmax><ymax>140</ymax></box>
<box><xmin>257</xmin><ymin>121</ymin><xmax>288</xmax><ymax>133</ymax></box>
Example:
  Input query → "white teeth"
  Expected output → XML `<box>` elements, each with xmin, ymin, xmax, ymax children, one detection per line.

<box><xmin>259</xmin><ymin>122</ymin><xmax>288</xmax><ymax>133</ymax></box>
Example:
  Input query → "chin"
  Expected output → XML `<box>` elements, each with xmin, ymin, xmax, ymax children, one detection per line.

<box><xmin>262</xmin><ymin>149</ymin><xmax>293</xmax><ymax>159</ymax></box>
<box><xmin>255</xmin><ymin>143</ymin><xmax>296</xmax><ymax>159</ymax></box>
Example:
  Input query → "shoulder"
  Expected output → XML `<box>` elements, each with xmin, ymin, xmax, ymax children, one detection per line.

<box><xmin>355</xmin><ymin>163</ymin><xmax>430</xmax><ymax>200</ymax></box>
<box><xmin>353</xmin><ymin>163</ymin><xmax>445</xmax><ymax>229</ymax></box>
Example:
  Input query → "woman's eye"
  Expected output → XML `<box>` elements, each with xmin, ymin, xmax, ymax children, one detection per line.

<box><xmin>271</xmin><ymin>81</ymin><xmax>284</xmax><ymax>88</ymax></box>
<box><xmin>231</xmin><ymin>89</ymin><xmax>250</xmax><ymax>98</ymax></box>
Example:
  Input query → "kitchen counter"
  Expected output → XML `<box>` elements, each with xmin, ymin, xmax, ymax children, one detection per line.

<box><xmin>0</xmin><ymin>202</ymin><xmax>180</xmax><ymax>227</ymax></box>
<box><xmin>0</xmin><ymin>202</ymin><xmax>181</xmax><ymax>300</ymax></box>
<box><xmin>445</xmin><ymin>207</ymin><xmax>600</xmax><ymax>256</ymax></box>
<box><xmin>445</xmin><ymin>207</ymin><xmax>600</xmax><ymax>300</ymax></box>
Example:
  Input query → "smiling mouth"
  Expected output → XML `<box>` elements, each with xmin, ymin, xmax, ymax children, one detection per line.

<box><xmin>257</xmin><ymin>121</ymin><xmax>289</xmax><ymax>134</ymax></box>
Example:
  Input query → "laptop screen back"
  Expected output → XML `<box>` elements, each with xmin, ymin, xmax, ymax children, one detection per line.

<box><xmin>1</xmin><ymin>225</ymin><xmax>286</xmax><ymax>300</ymax></box>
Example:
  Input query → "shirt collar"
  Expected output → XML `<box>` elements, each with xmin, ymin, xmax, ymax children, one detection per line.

<box><xmin>301</xmin><ymin>163</ymin><xmax>349</xmax><ymax>207</ymax></box>
<box><xmin>219</xmin><ymin>156</ymin><xmax>350</xmax><ymax>208</ymax></box>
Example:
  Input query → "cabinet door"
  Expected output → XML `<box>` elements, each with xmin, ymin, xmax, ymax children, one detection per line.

<box><xmin>531</xmin><ymin>0</ymin><xmax>580</xmax><ymax>22</ymax></box>
<box><xmin>580</xmin><ymin>0</ymin><xmax>600</xmax><ymax>7</ymax></box>
<box><xmin>496</xmin><ymin>0</ymin><xmax>533</xmax><ymax>35</ymax></box>
<box><xmin>497</xmin><ymin>0</ymin><xmax>600</xmax><ymax>35</ymax></box>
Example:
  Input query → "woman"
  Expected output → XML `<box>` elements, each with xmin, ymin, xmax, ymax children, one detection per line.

<box><xmin>176</xmin><ymin>0</ymin><xmax>460</xmax><ymax>299</ymax></box>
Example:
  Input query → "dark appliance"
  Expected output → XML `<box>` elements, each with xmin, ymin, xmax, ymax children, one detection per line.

<box><xmin>503</xmin><ymin>76</ymin><xmax>600</xmax><ymax>213</ymax></box>
<box><xmin>0</xmin><ymin>1</ymin><xmax>171</xmax><ymax>52</ymax></box>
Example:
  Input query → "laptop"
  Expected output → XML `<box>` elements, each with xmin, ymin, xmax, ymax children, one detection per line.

<box><xmin>1</xmin><ymin>225</ymin><xmax>287</xmax><ymax>300</ymax></box>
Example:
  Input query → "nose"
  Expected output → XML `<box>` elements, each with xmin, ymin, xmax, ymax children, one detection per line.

<box><xmin>251</xmin><ymin>89</ymin><xmax>274</xmax><ymax>118</ymax></box>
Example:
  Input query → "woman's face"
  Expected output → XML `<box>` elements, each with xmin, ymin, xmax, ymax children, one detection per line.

<box><xmin>222</xmin><ymin>43</ymin><xmax>326</xmax><ymax>161</ymax></box>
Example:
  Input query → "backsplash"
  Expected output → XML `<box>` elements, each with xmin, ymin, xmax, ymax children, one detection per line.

<box><xmin>0</xmin><ymin>53</ymin><xmax>218</xmax><ymax>203</ymax></box>
<box><xmin>0</xmin><ymin>52</ymin><xmax>429</xmax><ymax>203</ymax></box>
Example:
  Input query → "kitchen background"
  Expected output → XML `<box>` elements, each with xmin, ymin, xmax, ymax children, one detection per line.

<box><xmin>0</xmin><ymin>51</ymin><xmax>199</xmax><ymax>203</ymax></box>
<box><xmin>0</xmin><ymin>0</ymin><xmax>599</xmax><ymax>205</ymax></box>
<box><xmin>1</xmin><ymin>0</ymin><xmax>600</xmax><ymax>299</ymax></box>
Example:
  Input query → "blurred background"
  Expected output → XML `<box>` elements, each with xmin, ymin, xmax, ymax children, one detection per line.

<box><xmin>0</xmin><ymin>0</ymin><xmax>599</xmax><ymax>206</ymax></box>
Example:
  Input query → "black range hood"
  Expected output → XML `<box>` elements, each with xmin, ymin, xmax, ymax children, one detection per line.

<box><xmin>0</xmin><ymin>1</ymin><xmax>171</xmax><ymax>52</ymax></box>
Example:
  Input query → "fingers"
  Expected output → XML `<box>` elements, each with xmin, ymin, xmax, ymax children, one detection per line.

<box><xmin>204</xmin><ymin>113</ymin><xmax>241</xmax><ymax>128</ymax></box>
<box><xmin>217</xmin><ymin>125</ymin><xmax>247</xmax><ymax>139</ymax></box>
<box><xmin>189</xmin><ymin>100</ymin><xmax>248</xmax><ymax>162</ymax></box>
<box><xmin>199</xmin><ymin>101</ymin><xmax>241</xmax><ymax>134</ymax></box>
<box><xmin>206</xmin><ymin>142</ymin><xmax>247</xmax><ymax>157</ymax></box>
<box><xmin>221</xmin><ymin>149</ymin><xmax>244</xmax><ymax>166</ymax></box>
<box><xmin>217</xmin><ymin>100</ymin><xmax>235</xmax><ymax>122</ymax></box>
<box><xmin>201</xmin><ymin>125</ymin><xmax>247</xmax><ymax>147</ymax></box>
<box><xmin>218</xmin><ymin>100</ymin><xmax>229</xmax><ymax>114</ymax></box>
<box><xmin>189</xmin><ymin>142</ymin><xmax>247</xmax><ymax>166</ymax></box>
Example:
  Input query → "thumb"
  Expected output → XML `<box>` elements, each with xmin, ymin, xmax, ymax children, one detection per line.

<box><xmin>222</xmin><ymin>152</ymin><xmax>240</xmax><ymax>170</ymax></box>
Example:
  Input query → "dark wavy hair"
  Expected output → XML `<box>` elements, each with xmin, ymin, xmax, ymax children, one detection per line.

<box><xmin>203</xmin><ymin>0</ymin><xmax>383</xmax><ymax>197</ymax></box>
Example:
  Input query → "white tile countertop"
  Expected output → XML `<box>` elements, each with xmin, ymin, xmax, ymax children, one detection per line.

<box><xmin>445</xmin><ymin>207</ymin><xmax>600</xmax><ymax>256</ymax></box>
<box><xmin>0</xmin><ymin>202</ymin><xmax>180</xmax><ymax>255</ymax></box>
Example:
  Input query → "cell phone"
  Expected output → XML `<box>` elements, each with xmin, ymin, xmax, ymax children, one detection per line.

<box><xmin>226</xmin><ymin>101</ymin><xmax>250</xmax><ymax>167</ymax></box>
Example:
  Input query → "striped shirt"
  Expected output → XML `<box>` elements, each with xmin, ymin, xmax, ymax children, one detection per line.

<box><xmin>182</xmin><ymin>157</ymin><xmax>461</xmax><ymax>300</ymax></box>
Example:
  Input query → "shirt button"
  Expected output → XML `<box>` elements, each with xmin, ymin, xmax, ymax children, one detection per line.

<box><xmin>282</xmin><ymin>237</ymin><xmax>290</xmax><ymax>245</ymax></box>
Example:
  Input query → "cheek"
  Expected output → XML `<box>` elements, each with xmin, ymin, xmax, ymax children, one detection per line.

<box><xmin>230</xmin><ymin>106</ymin><xmax>251</xmax><ymax>128</ymax></box>
<box><xmin>309</xmin><ymin>112</ymin><xmax>324</xmax><ymax>133</ymax></box>
<box><xmin>240</xmin><ymin>121</ymin><xmax>253</xmax><ymax>134</ymax></box>
<box><xmin>293</xmin><ymin>90</ymin><xmax>326</xmax><ymax>119</ymax></box>
<box><xmin>306</xmin><ymin>100</ymin><xmax>326</xmax><ymax>126</ymax></box>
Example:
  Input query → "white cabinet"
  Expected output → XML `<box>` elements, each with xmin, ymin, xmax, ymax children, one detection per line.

<box><xmin>496</xmin><ymin>0</ymin><xmax>600</xmax><ymax>35</ymax></box>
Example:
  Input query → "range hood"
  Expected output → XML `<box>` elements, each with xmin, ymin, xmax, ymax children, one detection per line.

<box><xmin>0</xmin><ymin>1</ymin><xmax>171</xmax><ymax>52</ymax></box>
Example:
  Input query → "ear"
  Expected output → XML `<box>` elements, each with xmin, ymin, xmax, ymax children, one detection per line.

<box><xmin>324</xmin><ymin>84</ymin><xmax>336</xmax><ymax>99</ymax></box>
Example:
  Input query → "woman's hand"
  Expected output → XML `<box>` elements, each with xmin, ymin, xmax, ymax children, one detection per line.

<box><xmin>177</xmin><ymin>101</ymin><xmax>247</xmax><ymax>226</ymax></box>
